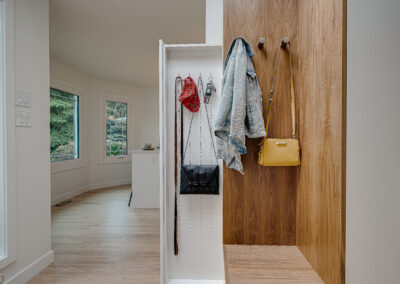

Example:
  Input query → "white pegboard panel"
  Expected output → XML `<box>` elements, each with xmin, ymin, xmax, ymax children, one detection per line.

<box><xmin>161</xmin><ymin>44</ymin><xmax>224</xmax><ymax>282</ymax></box>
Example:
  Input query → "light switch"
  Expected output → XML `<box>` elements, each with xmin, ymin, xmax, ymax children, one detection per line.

<box><xmin>15</xmin><ymin>90</ymin><xmax>31</xmax><ymax>108</ymax></box>
<box><xmin>16</xmin><ymin>107</ymin><xmax>32</xmax><ymax>127</ymax></box>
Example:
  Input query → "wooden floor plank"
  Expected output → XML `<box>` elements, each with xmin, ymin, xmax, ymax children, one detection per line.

<box><xmin>28</xmin><ymin>186</ymin><xmax>160</xmax><ymax>284</ymax></box>
<box><xmin>224</xmin><ymin>245</ymin><xmax>324</xmax><ymax>284</ymax></box>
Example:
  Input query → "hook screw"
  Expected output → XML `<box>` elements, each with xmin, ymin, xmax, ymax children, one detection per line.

<box><xmin>258</xmin><ymin>37</ymin><xmax>265</xmax><ymax>49</ymax></box>
<box><xmin>281</xmin><ymin>37</ymin><xmax>290</xmax><ymax>48</ymax></box>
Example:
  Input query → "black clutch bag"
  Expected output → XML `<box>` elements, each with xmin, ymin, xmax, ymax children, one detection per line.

<box><xmin>180</xmin><ymin>164</ymin><xmax>219</xmax><ymax>194</ymax></box>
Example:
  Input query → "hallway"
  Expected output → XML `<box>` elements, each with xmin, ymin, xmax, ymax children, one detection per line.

<box><xmin>29</xmin><ymin>186</ymin><xmax>160</xmax><ymax>284</ymax></box>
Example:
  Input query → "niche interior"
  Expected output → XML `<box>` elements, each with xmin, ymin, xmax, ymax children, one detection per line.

<box><xmin>159</xmin><ymin>43</ymin><xmax>225</xmax><ymax>283</ymax></box>
<box><xmin>222</xmin><ymin>0</ymin><xmax>346</xmax><ymax>284</ymax></box>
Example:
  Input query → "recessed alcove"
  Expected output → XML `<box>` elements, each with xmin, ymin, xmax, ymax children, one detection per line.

<box><xmin>222</xmin><ymin>0</ymin><xmax>346</xmax><ymax>283</ymax></box>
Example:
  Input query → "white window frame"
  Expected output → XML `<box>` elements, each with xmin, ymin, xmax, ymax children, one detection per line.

<box><xmin>0</xmin><ymin>0</ymin><xmax>16</xmax><ymax>270</ymax></box>
<box><xmin>98</xmin><ymin>92</ymin><xmax>133</xmax><ymax>165</ymax></box>
<box><xmin>50</xmin><ymin>78</ymin><xmax>87</xmax><ymax>174</ymax></box>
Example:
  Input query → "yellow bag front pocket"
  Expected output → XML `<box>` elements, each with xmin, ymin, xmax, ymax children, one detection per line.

<box><xmin>258</xmin><ymin>138</ymin><xmax>300</xmax><ymax>167</ymax></box>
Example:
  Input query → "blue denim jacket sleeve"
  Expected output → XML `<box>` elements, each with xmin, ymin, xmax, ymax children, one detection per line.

<box><xmin>214</xmin><ymin>38</ymin><xmax>266</xmax><ymax>174</ymax></box>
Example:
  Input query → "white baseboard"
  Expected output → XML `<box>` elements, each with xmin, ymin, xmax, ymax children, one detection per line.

<box><xmin>169</xmin><ymin>280</ymin><xmax>225</xmax><ymax>284</ymax></box>
<box><xmin>89</xmin><ymin>179</ymin><xmax>131</xmax><ymax>190</ymax></box>
<box><xmin>5</xmin><ymin>250</ymin><xmax>54</xmax><ymax>284</ymax></box>
<box><xmin>51</xmin><ymin>179</ymin><xmax>131</xmax><ymax>205</ymax></box>
<box><xmin>51</xmin><ymin>185</ymin><xmax>89</xmax><ymax>206</ymax></box>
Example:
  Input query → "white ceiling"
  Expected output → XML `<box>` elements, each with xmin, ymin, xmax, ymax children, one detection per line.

<box><xmin>50</xmin><ymin>0</ymin><xmax>205</xmax><ymax>87</ymax></box>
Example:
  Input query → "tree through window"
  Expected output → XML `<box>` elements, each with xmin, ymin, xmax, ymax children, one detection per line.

<box><xmin>50</xmin><ymin>88</ymin><xmax>79</xmax><ymax>162</ymax></box>
<box><xmin>106</xmin><ymin>101</ymin><xmax>128</xmax><ymax>156</ymax></box>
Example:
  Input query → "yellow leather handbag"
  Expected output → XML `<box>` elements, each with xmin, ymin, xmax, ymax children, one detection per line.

<box><xmin>258</xmin><ymin>39</ymin><xmax>300</xmax><ymax>167</ymax></box>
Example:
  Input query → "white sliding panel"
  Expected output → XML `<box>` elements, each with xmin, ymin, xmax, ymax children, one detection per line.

<box><xmin>159</xmin><ymin>39</ymin><xmax>168</xmax><ymax>283</ymax></box>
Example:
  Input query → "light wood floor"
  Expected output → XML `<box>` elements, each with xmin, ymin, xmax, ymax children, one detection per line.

<box><xmin>28</xmin><ymin>186</ymin><xmax>160</xmax><ymax>284</ymax></box>
<box><xmin>224</xmin><ymin>245</ymin><xmax>324</xmax><ymax>284</ymax></box>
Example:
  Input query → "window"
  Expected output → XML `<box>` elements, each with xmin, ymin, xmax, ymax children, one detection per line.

<box><xmin>50</xmin><ymin>87</ymin><xmax>79</xmax><ymax>162</ymax></box>
<box><xmin>98</xmin><ymin>93</ymin><xmax>132</xmax><ymax>164</ymax></box>
<box><xmin>106</xmin><ymin>101</ymin><xmax>128</xmax><ymax>157</ymax></box>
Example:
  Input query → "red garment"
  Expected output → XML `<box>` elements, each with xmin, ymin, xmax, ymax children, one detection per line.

<box><xmin>179</xmin><ymin>76</ymin><xmax>200</xmax><ymax>112</ymax></box>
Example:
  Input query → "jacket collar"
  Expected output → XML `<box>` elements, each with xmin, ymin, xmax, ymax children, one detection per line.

<box><xmin>224</xmin><ymin>37</ymin><xmax>255</xmax><ymax>70</ymax></box>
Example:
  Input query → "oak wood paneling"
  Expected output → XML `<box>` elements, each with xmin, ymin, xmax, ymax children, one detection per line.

<box><xmin>223</xmin><ymin>0</ymin><xmax>346</xmax><ymax>283</ymax></box>
<box><xmin>223</xmin><ymin>0</ymin><xmax>298</xmax><ymax>246</ymax></box>
<box><xmin>296</xmin><ymin>1</ymin><xmax>346</xmax><ymax>283</ymax></box>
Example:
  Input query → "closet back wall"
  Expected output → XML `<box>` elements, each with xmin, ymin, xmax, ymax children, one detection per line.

<box><xmin>223</xmin><ymin>0</ymin><xmax>299</xmax><ymax>246</ymax></box>
<box><xmin>223</xmin><ymin>0</ymin><xmax>346</xmax><ymax>283</ymax></box>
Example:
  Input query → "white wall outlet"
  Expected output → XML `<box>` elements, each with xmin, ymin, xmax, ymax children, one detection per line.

<box><xmin>15</xmin><ymin>90</ymin><xmax>31</xmax><ymax>108</ymax></box>
<box><xmin>16</xmin><ymin>107</ymin><xmax>32</xmax><ymax>127</ymax></box>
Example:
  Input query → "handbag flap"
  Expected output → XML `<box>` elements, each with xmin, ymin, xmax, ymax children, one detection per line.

<box><xmin>181</xmin><ymin>165</ymin><xmax>219</xmax><ymax>187</ymax></box>
<box><xmin>258</xmin><ymin>138</ymin><xmax>300</xmax><ymax>166</ymax></box>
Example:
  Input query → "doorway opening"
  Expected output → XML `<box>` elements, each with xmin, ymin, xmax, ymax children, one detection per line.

<box><xmin>29</xmin><ymin>1</ymin><xmax>206</xmax><ymax>283</ymax></box>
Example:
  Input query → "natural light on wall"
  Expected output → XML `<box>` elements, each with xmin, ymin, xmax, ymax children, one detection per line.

<box><xmin>0</xmin><ymin>0</ymin><xmax>6</xmax><ymax>259</ymax></box>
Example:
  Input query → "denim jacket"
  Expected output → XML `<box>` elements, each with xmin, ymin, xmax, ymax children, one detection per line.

<box><xmin>214</xmin><ymin>38</ymin><xmax>266</xmax><ymax>174</ymax></box>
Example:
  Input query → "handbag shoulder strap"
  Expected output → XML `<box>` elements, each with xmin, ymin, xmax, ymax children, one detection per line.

<box><xmin>265</xmin><ymin>40</ymin><xmax>296</xmax><ymax>139</ymax></box>
<box><xmin>182</xmin><ymin>75</ymin><xmax>218</xmax><ymax>163</ymax></box>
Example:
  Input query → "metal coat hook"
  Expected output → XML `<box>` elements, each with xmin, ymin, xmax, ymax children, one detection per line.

<box><xmin>281</xmin><ymin>37</ymin><xmax>290</xmax><ymax>48</ymax></box>
<box><xmin>258</xmin><ymin>37</ymin><xmax>265</xmax><ymax>49</ymax></box>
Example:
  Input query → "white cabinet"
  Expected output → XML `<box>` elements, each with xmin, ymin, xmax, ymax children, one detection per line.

<box><xmin>131</xmin><ymin>150</ymin><xmax>160</xmax><ymax>208</ymax></box>
<box><xmin>159</xmin><ymin>42</ymin><xmax>224</xmax><ymax>283</ymax></box>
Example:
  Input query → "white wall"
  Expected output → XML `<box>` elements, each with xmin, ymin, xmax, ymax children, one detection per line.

<box><xmin>205</xmin><ymin>0</ymin><xmax>223</xmax><ymax>45</ymax></box>
<box><xmin>50</xmin><ymin>60</ymin><xmax>159</xmax><ymax>204</ymax></box>
<box><xmin>50</xmin><ymin>61</ymin><xmax>91</xmax><ymax>204</ymax></box>
<box><xmin>1</xmin><ymin>0</ymin><xmax>54</xmax><ymax>283</ymax></box>
<box><xmin>346</xmin><ymin>0</ymin><xmax>400</xmax><ymax>283</ymax></box>
<box><xmin>86</xmin><ymin>77</ymin><xmax>139</xmax><ymax>189</ymax></box>
<box><xmin>139</xmin><ymin>87</ymin><xmax>160</xmax><ymax>147</ymax></box>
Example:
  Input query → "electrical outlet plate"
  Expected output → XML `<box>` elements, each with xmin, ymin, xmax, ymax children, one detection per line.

<box><xmin>16</xmin><ymin>107</ymin><xmax>32</xmax><ymax>127</ymax></box>
<box><xmin>15</xmin><ymin>90</ymin><xmax>31</xmax><ymax>108</ymax></box>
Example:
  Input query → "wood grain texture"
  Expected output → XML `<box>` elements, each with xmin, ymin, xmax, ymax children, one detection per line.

<box><xmin>223</xmin><ymin>0</ymin><xmax>298</xmax><ymax>246</ymax></box>
<box><xmin>223</xmin><ymin>0</ymin><xmax>346</xmax><ymax>283</ymax></box>
<box><xmin>28</xmin><ymin>186</ymin><xmax>159</xmax><ymax>284</ymax></box>
<box><xmin>296</xmin><ymin>1</ymin><xmax>346</xmax><ymax>283</ymax></box>
<box><xmin>224</xmin><ymin>245</ymin><xmax>323</xmax><ymax>284</ymax></box>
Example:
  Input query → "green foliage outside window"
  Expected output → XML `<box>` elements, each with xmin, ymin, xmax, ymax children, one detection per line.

<box><xmin>106</xmin><ymin>101</ymin><xmax>128</xmax><ymax>156</ymax></box>
<box><xmin>50</xmin><ymin>88</ymin><xmax>79</xmax><ymax>162</ymax></box>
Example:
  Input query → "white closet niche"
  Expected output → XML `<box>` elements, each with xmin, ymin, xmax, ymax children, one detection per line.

<box><xmin>159</xmin><ymin>42</ymin><xmax>224</xmax><ymax>283</ymax></box>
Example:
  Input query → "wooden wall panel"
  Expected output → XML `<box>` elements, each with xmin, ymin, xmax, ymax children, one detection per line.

<box><xmin>223</xmin><ymin>0</ymin><xmax>346</xmax><ymax>283</ymax></box>
<box><xmin>223</xmin><ymin>0</ymin><xmax>299</xmax><ymax>245</ymax></box>
<box><xmin>296</xmin><ymin>1</ymin><xmax>346</xmax><ymax>283</ymax></box>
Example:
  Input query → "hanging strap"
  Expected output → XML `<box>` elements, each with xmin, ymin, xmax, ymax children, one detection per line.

<box><xmin>182</xmin><ymin>74</ymin><xmax>218</xmax><ymax>164</ymax></box>
<box><xmin>265</xmin><ymin>40</ymin><xmax>296</xmax><ymax>139</ymax></box>
<box><xmin>173</xmin><ymin>76</ymin><xmax>182</xmax><ymax>256</ymax></box>
<box><xmin>174</xmin><ymin>76</ymin><xmax>183</xmax><ymax>188</ymax></box>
